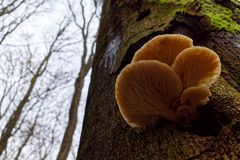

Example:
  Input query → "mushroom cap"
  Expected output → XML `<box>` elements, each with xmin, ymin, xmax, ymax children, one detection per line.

<box><xmin>132</xmin><ymin>34</ymin><xmax>193</xmax><ymax>66</ymax></box>
<box><xmin>172</xmin><ymin>46</ymin><xmax>221</xmax><ymax>89</ymax></box>
<box><xmin>115</xmin><ymin>60</ymin><xmax>182</xmax><ymax>127</ymax></box>
<box><xmin>181</xmin><ymin>86</ymin><xmax>211</xmax><ymax>108</ymax></box>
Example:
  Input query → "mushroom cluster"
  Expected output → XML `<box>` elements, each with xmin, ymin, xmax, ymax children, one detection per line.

<box><xmin>115</xmin><ymin>34</ymin><xmax>221</xmax><ymax>128</ymax></box>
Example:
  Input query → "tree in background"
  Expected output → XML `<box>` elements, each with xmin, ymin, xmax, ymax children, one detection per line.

<box><xmin>0</xmin><ymin>0</ymin><xmax>101</xmax><ymax>159</ymax></box>
<box><xmin>56</xmin><ymin>0</ymin><xmax>99</xmax><ymax>159</ymax></box>
<box><xmin>0</xmin><ymin>0</ymin><xmax>46</xmax><ymax>44</ymax></box>
<box><xmin>0</xmin><ymin>19</ymin><xmax>71</xmax><ymax>156</ymax></box>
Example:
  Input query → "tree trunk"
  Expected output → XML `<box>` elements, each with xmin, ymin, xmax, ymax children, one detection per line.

<box><xmin>78</xmin><ymin>0</ymin><xmax>240</xmax><ymax>159</ymax></box>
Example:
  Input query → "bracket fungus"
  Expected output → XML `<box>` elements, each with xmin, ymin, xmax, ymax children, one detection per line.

<box><xmin>115</xmin><ymin>34</ymin><xmax>221</xmax><ymax>128</ymax></box>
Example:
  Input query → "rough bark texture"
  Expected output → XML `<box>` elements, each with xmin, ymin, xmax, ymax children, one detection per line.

<box><xmin>78</xmin><ymin>0</ymin><xmax>240</xmax><ymax>159</ymax></box>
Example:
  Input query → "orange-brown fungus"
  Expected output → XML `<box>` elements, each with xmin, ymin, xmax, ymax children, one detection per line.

<box><xmin>132</xmin><ymin>34</ymin><xmax>193</xmax><ymax>66</ymax></box>
<box><xmin>181</xmin><ymin>86</ymin><xmax>211</xmax><ymax>108</ymax></box>
<box><xmin>115</xmin><ymin>34</ymin><xmax>221</xmax><ymax>128</ymax></box>
<box><xmin>115</xmin><ymin>60</ymin><xmax>182</xmax><ymax>127</ymax></box>
<box><xmin>172</xmin><ymin>46</ymin><xmax>221</xmax><ymax>89</ymax></box>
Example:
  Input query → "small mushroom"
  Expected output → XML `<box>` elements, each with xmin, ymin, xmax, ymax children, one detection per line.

<box><xmin>115</xmin><ymin>60</ymin><xmax>182</xmax><ymax>127</ymax></box>
<box><xmin>132</xmin><ymin>34</ymin><xmax>193</xmax><ymax>66</ymax></box>
<box><xmin>176</xmin><ymin>104</ymin><xmax>194</xmax><ymax>122</ymax></box>
<box><xmin>180</xmin><ymin>86</ymin><xmax>211</xmax><ymax>108</ymax></box>
<box><xmin>172</xmin><ymin>46</ymin><xmax>221</xmax><ymax>89</ymax></box>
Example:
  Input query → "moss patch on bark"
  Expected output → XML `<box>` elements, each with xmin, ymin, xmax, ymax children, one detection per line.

<box><xmin>157</xmin><ymin>0</ymin><xmax>240</xmax><ymax>33</ymax></box>
<box><xmin>202</xmin><ymin>0</ymin><xmax>240</xmax><ymax>33</ymax></box>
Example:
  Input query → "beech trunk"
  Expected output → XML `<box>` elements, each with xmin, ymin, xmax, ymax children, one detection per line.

<box><xmin>78</xmin><ymin>0</ymin><xmax>240</xmax><ymax>159</ymax></box>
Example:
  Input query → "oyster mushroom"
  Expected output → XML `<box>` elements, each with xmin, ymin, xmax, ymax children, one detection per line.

<box><xmin>176</xmin><ymin>86</ymin><xmax>211</xmax><ymax>122</ymax></box>
<box><xmin>115</xmin><ymin>60</ymin><xmax>182</xmax><ymax>127</ymax></box>
<box><xmin>115</xmin><ymin>34</ymin><xmax>221</xmax><ymax>128</ymax></box>
<box><xmin>180</xmin><ymin>86</ymin><xmax>211</xmax><ymax>108</ymax></box>
<box><xmin>172</xmin><ymin>46</ymin><xmax>221</xmax><ymax>89</ymax></box>
<box><xmin>132</xmin><ymin>34</ymin><xmax>193</xmax><ymax>66</ymax></box>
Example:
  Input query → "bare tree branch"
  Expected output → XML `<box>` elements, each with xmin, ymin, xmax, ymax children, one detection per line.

<box><xmin>0</xmin><ymin>0</ymin><xmax>46</xmax><ymax>44</ymax></box>
<box><xmin>14</xmin><ymin>108</ymin><xmax>40</xmax><ymax>160</ymax></box>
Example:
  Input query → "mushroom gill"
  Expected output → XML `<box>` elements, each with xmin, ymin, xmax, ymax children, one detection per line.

<box><xmin>132</xmin><ymin>34</ymin><xmax>193</xmax><ymax>66</ymax></box>
<box><xmin>172</xmin><ymin>46</ymin><xmax>221</xmax><ymax>89</ymax></box>
<box><xmin>115</xmin><ymin>60</ymin><xmax>182</xmax><ymax>127</ymax></box>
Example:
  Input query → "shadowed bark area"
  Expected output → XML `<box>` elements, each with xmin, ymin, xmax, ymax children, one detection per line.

<box><xmin>78</xmin><ymin>0</ymin><xmax>240</xmax><ymax>159</ymax></box>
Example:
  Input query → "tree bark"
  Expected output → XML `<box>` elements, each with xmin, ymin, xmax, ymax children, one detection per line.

<box><xmin>78</xmin><ymin>0</ymin><xmax>240</xmax><ymax>159</ymax></box>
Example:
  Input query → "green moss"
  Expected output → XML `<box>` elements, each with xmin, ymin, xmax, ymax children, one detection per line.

<box><xmin>159</xmin><ymin>0</ymin><xmax>193</xmax><ymax>5</ymax></box>
<box><xmin>201</xmin><ymin>0</ymin><xmax>240</xmax><ymax>33</ymax></box>
<box><xmin>157</xmin><ymin>0</ymin><xmax>240</xmax><ymax>33</ymax></box>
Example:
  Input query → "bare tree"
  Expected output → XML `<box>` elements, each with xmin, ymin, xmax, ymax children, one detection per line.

<box><xmin>0</xmin><ymin>0</ymin><xmax>46</xmax><ymax>44</ymax></box>
<box><xmin>56</xmin><ymin>0</ymin><xmax>99</xmax><ymax>159</ymax></box>
<box><xmin>14</xmin><ymin>107</ymin><xmax>40</xmax><ymax>160</ymax></box>
<box><xmin>0</xmin><ymin>0</ymin><xmax>101</xmax><ymax>159</ymax></box>
<box><xmin>0</xmin><ymin>19</ymin><xmax>71</xmax><ymax>156</ymax></box>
